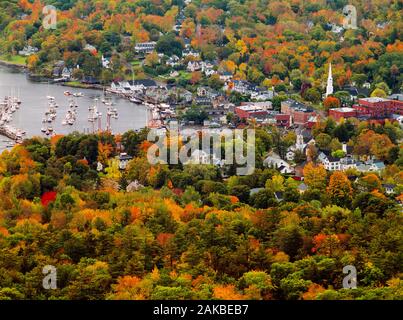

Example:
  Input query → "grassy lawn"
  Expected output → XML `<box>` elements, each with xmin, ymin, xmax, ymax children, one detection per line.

<box><xmin>64</xmin><ymin>81</ymin><xmax>94</xmax><ymax>89</ymax></box>
<box><xmin>0</xmin><ymin>55</ymin><xmax>27</xmax><ymax>66</ymax></box>
<box><xmin>131</xmin><ymin>60</ymin><xmax>141</xmax><ymax>67</ymax></box>
<box><xmin>178</xmin><ymin>70</ymin><xmax>191</xmax><ymax>80</ymax></box>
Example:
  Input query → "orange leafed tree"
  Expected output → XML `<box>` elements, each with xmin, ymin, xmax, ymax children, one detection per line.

<box><xmin>324</xmin><ymin>96</ymin><xmax>341</xmax><ymax>110</ymax></box>
<box><xmin>327</xmin><ymin>171</ymin><xmax>353</xmax><ymax>206</ymax></box>
<box><xmin>213</xmin><ymin>285</ymin><xmax>245</xmax><ymax>300</ymax></box>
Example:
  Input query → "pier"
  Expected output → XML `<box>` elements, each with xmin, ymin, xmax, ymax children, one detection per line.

<box><xmin>0</xmin><ymin>95</ymin><xmax>25</xmax><ymax>143</ymax></box>
<box><xmin>0</xmin><ymin>125</ymin><xmax>24</xmax><ymax>142</ymax></box>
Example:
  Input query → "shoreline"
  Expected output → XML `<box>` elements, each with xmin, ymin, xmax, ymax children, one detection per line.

<box><xmin>0</xmin><ymin>59</ymin><xmax>27</xmax><ymax>70</ymax></box>
<box><xmin>0</xmin><ymin>61</ymin><xmax>104</xmax><ymax>91</ymax></box>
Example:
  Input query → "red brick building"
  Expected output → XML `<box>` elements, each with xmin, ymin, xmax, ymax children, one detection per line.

<box><xmin>276</xmin><ymin>114</ymin><xmax>291</xmax><ymax>127</ymax></box>
<box><xmin>235</xmin><ymin>105</ymin><xmax>268</xmax><ymax>120</ymax></box>
<box><xmin>353</xmin><ymin>97</ymin><xmax>403</xmax><ymax>118</ymax></box>
<box><xmin>329</xmin><ymin>107</ymin><xmax>357</xmax><ymax>120</ymax></box>
<box><xmin>281</xmin><ymin>99</ymin><xmax>316</xmax><ymax>126</ymax></box>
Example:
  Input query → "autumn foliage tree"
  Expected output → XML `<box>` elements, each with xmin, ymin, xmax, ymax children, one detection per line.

<box><xmin>327</xmin><ymin>171</ymin><xmax>353</xmax><ymax>207</ymax></box>
<box><xmin>324</xmin><ymin>96</ymin><xmax>341</xmax><ymax>111</ymax></box>
<box><xmin>303</xmin><ymin>163</ymin><xmax>327</xmax><ymax>190</ymax></box>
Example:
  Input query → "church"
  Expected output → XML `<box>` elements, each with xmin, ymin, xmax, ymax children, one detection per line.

<box><xmin>325</xmin><ymin>63</ymin><xmax>334</xmax><ymax>97</ymax></box>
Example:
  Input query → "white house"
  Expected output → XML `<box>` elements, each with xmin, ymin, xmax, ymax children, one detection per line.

<box><xmin>356</xmin><ymin>159</ymin><xmax>386</xmax><ymax>172</ymax></box>
<box><xmin>197</xmin><ymin>87</ymin><xmax>209</xmax><ymax>97</ymax></box>
<box><xmin>166</xmin><ymin>55</ymin><xmax>180</xmax><ymax>67</ymax></box>
<box><xmin>382</xmin><ymin>184</ymin><xmax>396</xmax><ymax>195</ymax></box>
<box><xmin>251</xmin><ymin>90</ymin><xmax>274</xmax><ymax>101</ymax></box>
<box><xmin>264</xmin><ymin>153</ymin><xmax>294</xmax><ymax>174</ymax></box>
<box><xmin>135</xmin><ymin>42</ymin><xmax>156</xmax><ymax>54</ymax></box>
<box><xmin>122</xmin><ymin>79</ymin><xmax>158</xmax><ymax>92</ymax></box>
<box><xmin>318</xmin><ymin>151</ymin><xmax>341</xmax><ymax>171</ymax></box>
<box><xmin>18</xmin><ymin>45</ymin><xmax>38</xmax><ymax>56</ymax></box>
<box><xmin>119</xmin><ymin>153</ymin><xmax>133</xmax><ymax>170</ymax></box>
<box><xmin>286</xmin><ymin>134</ymin><xmax>309</xmax><ymax>161</ymax></box>
<box><xmin>84</xmin><ymin>44</ymin><xmax>97</xmax><ymax>52</ymax></box>
<box><xmin>111</xmin><ymin>81</ymin><xmax>125</xmax><ymax>93</ymax></box>
<box><xmin>219</xmin><ymin>72</ymin><xmax>233</xmax><ymax>82</ymax></box>
<box><xmin>61</xmin><ymin>67</ymin><xmax>73</xmax><ymax>80</ymax></box>
<box><xmin>187</xmin><ymin>61</ymin><xmax>202</xmax><ymax>72</ymax></box>
<box><xmin>102</xmin><ymin>55</ymin><xmax>110</xmax><ymax>69</ymax></box>
<box><xmin>201</xmin><ymin>61</ymin><xmax>216</xmax><ymax>76</ymax></box>
<box><xmin>185</xmin><ymin>149</ymin><xmax>223</xmax><ymax>166</ymax></box>
<box><xmin>183</xmin><ymin>49</ymin><xmax>200</xmax><ymax>58</ymax></box>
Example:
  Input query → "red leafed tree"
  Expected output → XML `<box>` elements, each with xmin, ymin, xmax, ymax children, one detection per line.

<box><xmin>41</xmin><ymin>191</ymin><xmax>57</xmax><ymax>206</ymax></box>
<box><xmin>324</xmin><ymin>96</ymin><xmax>341</xmax><ymax>110</ymax></box>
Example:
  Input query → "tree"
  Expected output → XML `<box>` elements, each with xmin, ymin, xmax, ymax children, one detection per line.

<box><xmin>182</xmin><ymin>106</ymin><xmax>209</xmax><ymax>124</ymax></box>
<box><xmin>156</xmin><ymin>33</ymin><xmax>184</xmax><ymax>57</ymax></box>
<box><xmin>370</xmin><ymin>88</ymin><xmax>387</xmax><ymax>98</ymax></box>
<box><xmin>239</xmin><ymin>271</ymin><xmax>274</xmax><ymax>299</ymax></box>
<box><xmin>354</xmin><ymin>130</ymin><xmax>394</xmax><ymax>161</ymax></box>
<box><xmin>190</xmin><ymin>71</ymin><xmax>202</xmax><ymax>85</ymax></box>
<box><xmin>304</xmin><ymin>88</ymin><xmax>321</xmax><ymax>103</ymax></box>
<box><xmin>303</xmin><ymin>163</ymin><xmax>327</xmax><ymax>190</ymax></box>
<box><xmin>208</xmin><ymin>74</ymin><xmax>224</xmax><ymax>90</ymax></box>
<box><xmin>181</xmin><ymin>186</ymin><xmax>201</xmax><ymax>205</ymax></box>
<box><xmin>327</xmin><ymin>171</ymin><xmax>353</xmax><ymax>207</ymax></box>
<box><xmin>249</xmin><ymin>189</ymin><xmax>276</xmax><ymax>209</ymax></box>
<box><xmin>229</xmin><ymin>185</ymin><xmax>250</xmax><ymax>203</ymax></box>
<box><xmin>67</xmin><ymin>259</ymin><xmax>112</xmax><ymax>300</ymax></box>
<box><xmin>357</xmin><ymin>174</ymin><xmax>382</xmax><ymax>192</ymax></box>
<box><xmin>274</xmin><ymin>226</ymin><xmax>304</xmax><ymax>261</ymax></box>
<box><xmin>144</xmin><ymin>52</ymin><xmax>159</xmax><ymax>67</ymax></box>
<box><xmin>324</xmin><ymin>96</ymin><xmax>341</xmax><ymax>110</ymax></box>
<box><xmin>280</xmin><ymin>273</ymin><xmax>312</xmax><ymax>300</ymax></box>
<box><xmin>315</xmin><ymin>133</ymin><xmax>332</xmax><ymax>150</ymax></box>
<box><xmin>331</xmin><ymin>150</ymin><xmax>346</xmax><ymax>158</ymax></box>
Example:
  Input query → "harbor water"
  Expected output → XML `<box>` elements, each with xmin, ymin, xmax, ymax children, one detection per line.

<box><xmin>0</xmin><ymin>65</ymin><xmax>147</xmax><ymax>152</ymax></box>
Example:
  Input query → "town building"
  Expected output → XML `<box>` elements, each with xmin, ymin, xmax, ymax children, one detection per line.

<box><xmin>166</xmin><ymin>55</ymin><xmax>180</xmax><ymax>67</ymax></box>
<box><xmin>286</xmin><ymin>134</ymin><xmax>314</xmax><ymax>161</ymax></box>
<box><xmin>219</xmin><ymin>71</ymin><xmax>233</xmax><ymax>82</ymax></box>
<box><xmin>101</xmin><ymin>55</ymin><xmax>110</xmax><ymax>69</ymax></box>
<box><xmin>263</xmin><ymin>153</ymin><xmax>294</xmax><ymax>174</ymax></box>
<box><xmin>382</xmin><ymin>184</ymin><xmax>396</xmax><ymax>195</ymax></box>
<box><xmin>18</xmin><ymin>45</ymin><xmax>38</xmax><ymax>56</ymax></box>
<box><xmin>281</xmin><ymin>99</ymin><xmax>316</xmax><ymax>126</ymax></box>
<box><xmin>353</xmin><ymin>97</ymin><xmax>403</xmax><ymax>118</ymax></box>
<box><xmin>318</xmin><ymin>151</ymin><xmax>342</xmax><ymax>171</ymax></box>
<box><xmin>187</xmin><ymin>60</ymin><xmax>202</xmax><ymax>72</ymax></box>
<box><xmin>134</xmin><ymin>42</ymin><xmax>156</xmax><ymax>54</ymax></box>
<box><xmin>329</xmin><ymin>107</ymin><xmax>357</xmax><ymax>121</ymax></box>
<box><xmin>275</xmin><ymin>114</ymin><xmax>291</xmax><ymax>127</ymax></box>
<box><xmin>123</xmin><ymin>79</ymin><xmax>158</xmax><ymax>92</ymax></box>
<box><xmin>119</xmin><ymin>153</ymin><xmax>133</xmax><ymax>170</ymax></box>
<box><xmin>235</xmin><ymin>102</ymin><xmax>272</xmax><ymax>120</ymax></box>
<box><xmin>61</xmin><ymin>67</ymin><xmax>73</xmax><ymax>80</ymax></box>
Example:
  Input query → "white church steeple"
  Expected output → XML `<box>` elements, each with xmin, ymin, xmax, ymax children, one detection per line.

<box><xmin>326</xmin><ymin>63</ymin><xmax>334</xmax><ymax>97</ymax></box>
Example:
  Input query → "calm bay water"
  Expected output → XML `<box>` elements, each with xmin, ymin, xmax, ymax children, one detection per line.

<box><xmin>0</xmin><ymin>65</ymin><xmax>147</xmax><ymax>152</ymax></box>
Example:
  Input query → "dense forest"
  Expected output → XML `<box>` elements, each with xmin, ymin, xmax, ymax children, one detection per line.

<box><xmin>0</xmin><ymin>119</ymin><xmax>401</xmax><ymax>300</ymax></box>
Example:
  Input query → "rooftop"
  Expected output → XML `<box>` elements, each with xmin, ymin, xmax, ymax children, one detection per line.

<box><xmin>330</xmin><ymin>107</ymin><xmax>356</xmax><ymax>112</ymax></box>
<box><xmin>236</xmin><ymin>105</ymin><xmax>268</xmax><ymax>112</ymax></box>
<box><xmin>360</xmin><ymin>97</ymin><xmax>389</xmax><ymax>103</ymax></box>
